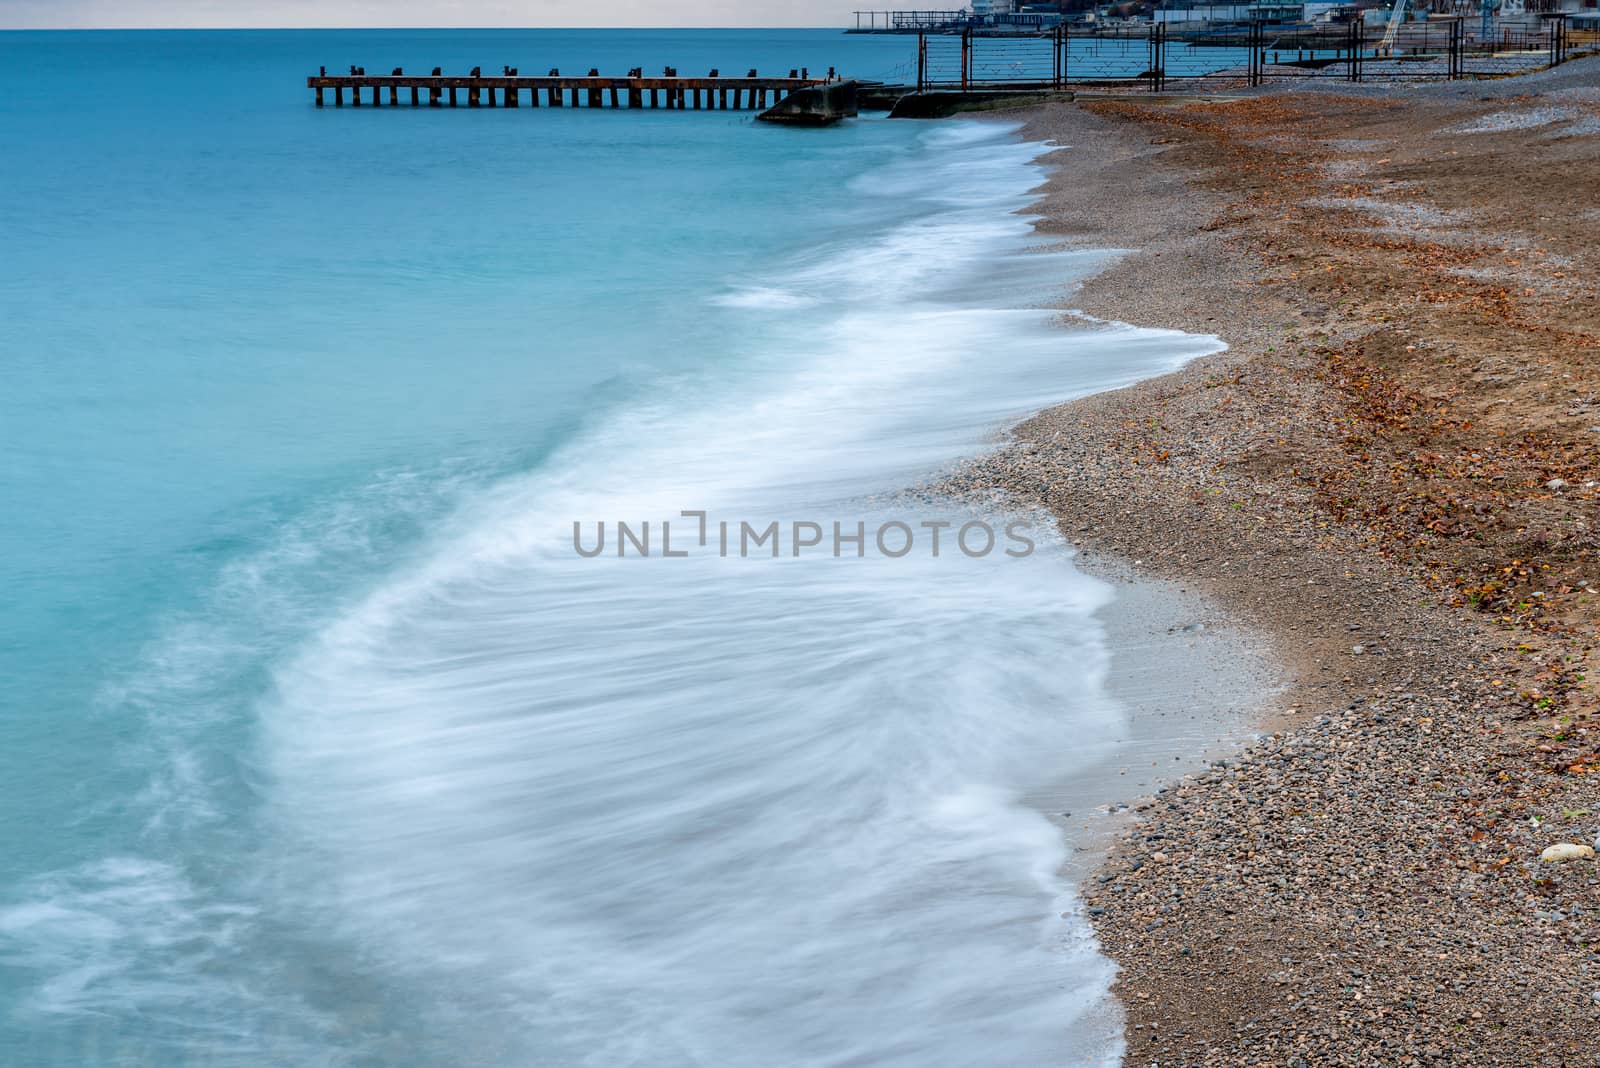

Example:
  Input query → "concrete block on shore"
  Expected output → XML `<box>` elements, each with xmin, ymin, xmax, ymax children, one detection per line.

<box><xmin>756</xmin><ymin>80</ymin><xmax>859</xmax><ymax>126</ymax></box>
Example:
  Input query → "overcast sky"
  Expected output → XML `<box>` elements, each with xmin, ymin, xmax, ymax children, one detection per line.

<box><xmin>0</xmin><ymin>1</ymin><xmax>860</xmax><ymax>29</ymax></box>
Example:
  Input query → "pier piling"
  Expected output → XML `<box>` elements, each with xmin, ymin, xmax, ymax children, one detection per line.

<box><xmin>308</xmin><ymin>70</ymin><xmax>833</xmax><ymax>115</ymax></box>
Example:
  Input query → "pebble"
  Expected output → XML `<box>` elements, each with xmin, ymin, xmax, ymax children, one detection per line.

<box><xmin>1540</xmin><ymin>843</ymin><xmax>1596</xmax><ymax>863</ymax></box>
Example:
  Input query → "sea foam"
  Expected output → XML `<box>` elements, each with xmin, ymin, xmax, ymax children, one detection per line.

<box><xmin>3</xmin><ymin>113</ymin><xmax>1218</xmax><ymax>1068</ymax></box>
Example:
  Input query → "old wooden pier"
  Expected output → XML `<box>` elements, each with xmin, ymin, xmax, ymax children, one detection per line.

<box><xmin>308</xmin><ymin>68</ymin><xmax>832</xmax><ymax>111</ymax></box>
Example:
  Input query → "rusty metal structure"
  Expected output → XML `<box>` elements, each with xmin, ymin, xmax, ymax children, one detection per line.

<box><xmin>910</xmin><ymin>14</ymin><xmax>1586</xmax><ymax>90</ymax></box>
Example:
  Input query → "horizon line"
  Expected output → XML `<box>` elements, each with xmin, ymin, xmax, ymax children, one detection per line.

<box><xmin>0</xmin><ymin>24</ymin><xmax>850</xmax><ymax>32</ymax></box>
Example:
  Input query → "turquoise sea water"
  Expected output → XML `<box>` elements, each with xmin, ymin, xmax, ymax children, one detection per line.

<box><xmin>0</xmin><ymin>29</ymin><xmax>1219</xmax><ymax>1067</ymax></box>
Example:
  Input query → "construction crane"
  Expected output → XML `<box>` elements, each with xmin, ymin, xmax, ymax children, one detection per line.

<box><xmin>1378</xmin><ymin>0</ymin><xmax>1410</xmax><ymax>55</ymax></box>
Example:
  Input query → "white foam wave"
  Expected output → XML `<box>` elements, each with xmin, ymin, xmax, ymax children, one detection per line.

<box><xmin>2</xmin><ymin>119</ymin><xmax>1219</xmax><ymax>1066</ymax></box>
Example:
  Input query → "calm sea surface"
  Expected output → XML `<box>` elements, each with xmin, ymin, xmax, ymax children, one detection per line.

<box><xmin>0</xmin><ymin>29</ymin><xmax>1217</xmax><ymax>1067</ymax></box>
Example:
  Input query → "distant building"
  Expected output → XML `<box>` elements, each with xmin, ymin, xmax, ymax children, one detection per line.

<box><xmin>1154</xmin><ymin>0</ymin><xmax>1304</xmax><ymax>20</ymax></box>
<box><xmin>1153</xmin><ymin>1</ymin><xmax>1253</xmax><ymax>21</ymax></box>
<box><xmin>972</xmin><ymin>0</ymin><xmax>1062</xmax><ymax>27</ymax></box>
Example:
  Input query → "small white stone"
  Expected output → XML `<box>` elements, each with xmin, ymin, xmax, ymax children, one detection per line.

<box><xmin>1539</xmin><ymin>843</ymin><xmax>1596</xmax><ymax>863</ymax></box>
<box><xmin>1547</xmin><ymin>478</ymin><xmax>1570</xmax><ymax>491</ymax></box>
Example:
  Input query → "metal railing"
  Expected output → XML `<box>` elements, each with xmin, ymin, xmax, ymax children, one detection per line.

<box><xmin>911</xmin><ymin>15</ymin><xmax>1589</xmax><ymax>91</ymax></box>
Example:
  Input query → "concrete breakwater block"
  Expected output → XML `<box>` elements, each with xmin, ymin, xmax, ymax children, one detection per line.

<box><xmin>756</xmin><ymin>80</ymin><xmax>860</xmax><ymax>126</ymax></box>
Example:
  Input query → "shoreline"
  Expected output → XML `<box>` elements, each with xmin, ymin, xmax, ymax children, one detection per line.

<box><xmin>1049</xmin><ymin>557</ymin><xmax>1282</xmax><ymax>887</ymax></box>
<box><xmin>982</xmin><ymin>60</ymin><xmax>1600</xmax><ymax>1063</ymax></box>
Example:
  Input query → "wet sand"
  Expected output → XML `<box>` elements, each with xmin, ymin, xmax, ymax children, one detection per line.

<box><xmin>1049</xmin><ymin>562</ymin><xmax>1281</xmax><ymax>886</ymax></box>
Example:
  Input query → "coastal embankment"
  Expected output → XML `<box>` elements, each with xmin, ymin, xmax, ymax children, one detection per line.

<box><xmin>983</xmin><ymin>58</ymin><xmax>1600</xmax><ymax>1064</ymax></box>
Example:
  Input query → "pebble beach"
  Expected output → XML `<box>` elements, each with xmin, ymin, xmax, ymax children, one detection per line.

<box><xmin>971</xmin><ymin>57</ymin><xmax>1600</xmax><ymax>1065</ymax></box>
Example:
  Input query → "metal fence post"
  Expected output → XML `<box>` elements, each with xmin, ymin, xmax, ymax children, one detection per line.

<box><xmin>1148</xmin><ymin>23</ymin><xmax>1165</xmax><ymax>92</ymax></box>
<box><xmin>1158</xmin><ymin>23</ymin><xmax>1171</xmax><ymax>90</ymax></box>
<box><xmin>917</xmin><ymin>31</ymin><xmax>926</xmax><ymax>91</ymax></box>
<box><xmin>1550</xmin><ymin>14</ymin><xmax>1568</xmax><ymax>67</ymax></box>
<box><xmin>1147</xmin><ymin>24</ymin><xmax>1155</xmax><ymax>91</ymax></box>
<box><xmin>961</xmin><ymin>28</ymin><xmax>971</xmax><ymax>90</ymax></box>
<box><xmin>1159</xmin><ymin>23</ymin><xmax>1167</xmax><ymax>91</ymax></box>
